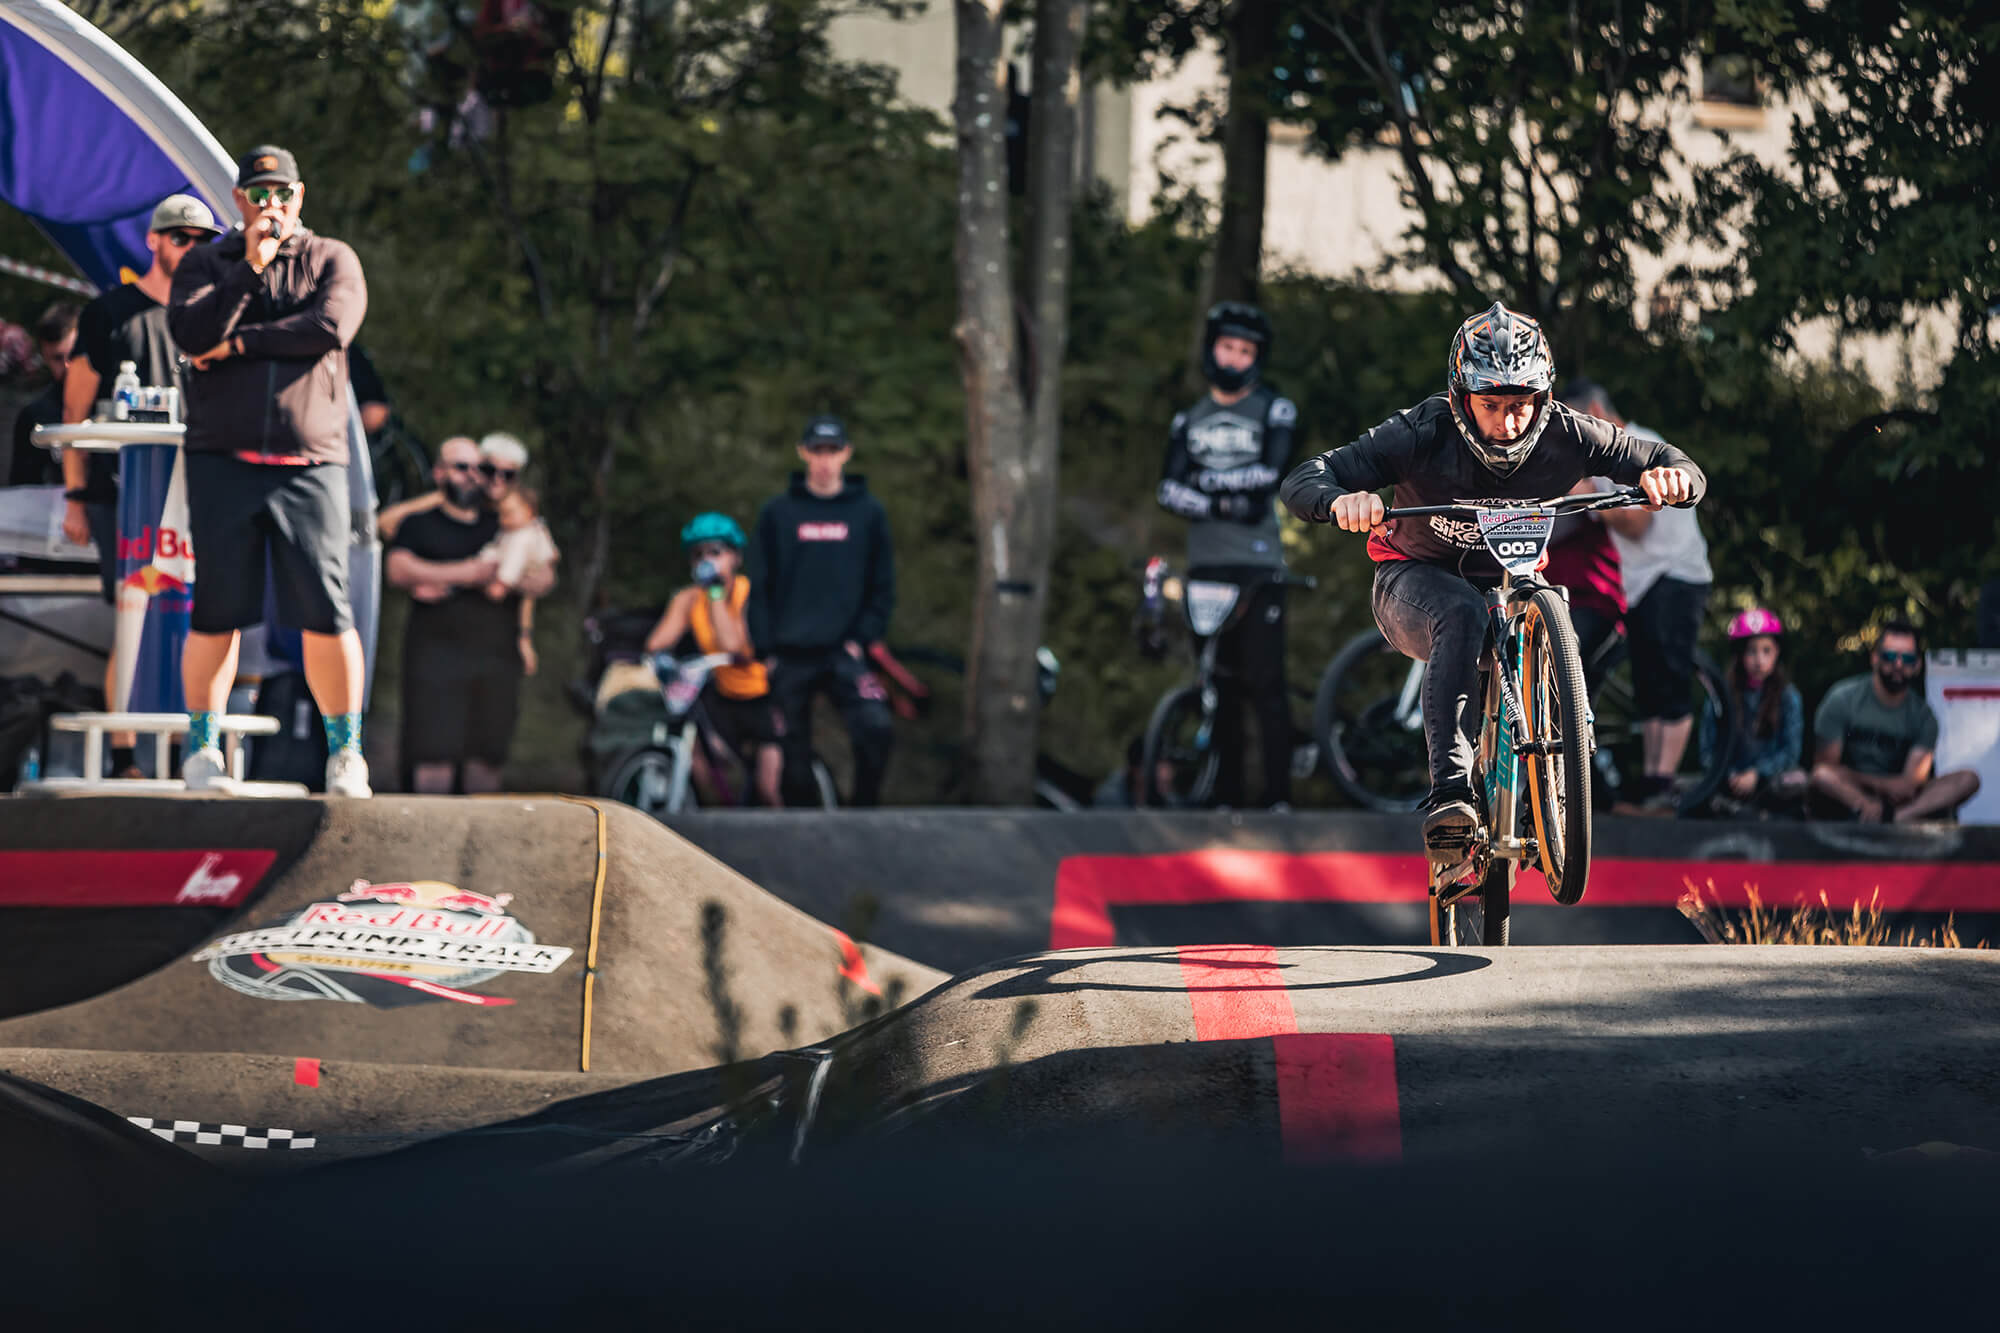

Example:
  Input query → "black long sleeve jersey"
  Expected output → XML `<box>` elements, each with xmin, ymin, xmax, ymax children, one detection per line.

<box><xmin>1280</xmin><ymin>395</ymin><xmax>1705</xmax><ymax>579</ymax></box>
<box><xmin>1157</xmin><ymin>383</ymin><xmax>1298</xmax><ymax>569</ymax></box>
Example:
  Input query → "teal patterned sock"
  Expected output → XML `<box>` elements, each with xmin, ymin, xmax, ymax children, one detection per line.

<box><xmin>323</xmin><ymin>711</ymin><xmax>363</xmax><ymax>755</ymax></box>
<box><xmin>187</xmin><ymin>711</ymin><xmax>219</xmax><ymax>752</ymax></box>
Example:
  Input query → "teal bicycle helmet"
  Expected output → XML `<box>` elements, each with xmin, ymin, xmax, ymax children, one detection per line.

<box><xmin>680</xmin><ymin>512</ymin><xmax>746</xmax><ymax>551</ymax></box>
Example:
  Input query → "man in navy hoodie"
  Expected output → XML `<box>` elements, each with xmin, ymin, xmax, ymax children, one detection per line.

<box><xmin>747</xmin><ymin>415</ymin><xmax>896</xmax><ymax>805</ymax></box>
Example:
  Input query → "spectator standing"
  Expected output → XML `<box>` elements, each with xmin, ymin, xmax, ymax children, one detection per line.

<box><xmin>1562</xmin><ymin>379</ymin><xmax>1712</xmax><ymax>812</ymax></box>
<box><xmin>1700</xmin><ymin>607</ymin><xmax>1807</xmax><ymax>815</ymax></box>
<box><xmin>1810</xmin><ymin>620</ymin><xmax>1980</xmax><ymax>823</ymax></box>
<box><xmin>7</xmin><ymin>302</ymin><xmax>79</xmax><ymax>487</ymax></box>
<box><xmin>168</xmin><ymin>150</ymin><xmax>370</xmax><ymax>796</ymax></box>
<box><xmin>1156</xmin><ymin>302</ymin><xmax>1299</xmax><ymax>809</ymax></box>
<box><xmin>747</xmin><ymin>414</ymin><xmax>895</xmax><ymax>806</ymax></box>
<box><xmin>74</xmin><ymin>195</ymin><xmax>225</xmax><ymax>778</ymax></box>
<box><xmin>386</xmin><ymin>436</ymin><xmax>553</xmax><ymax>793</ymax></box>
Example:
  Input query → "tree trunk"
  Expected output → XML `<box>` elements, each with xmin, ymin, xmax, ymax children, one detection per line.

<box><xmin>1209</xmin><ymin>0</ymin><xmax>1274</xmax><ymax>307</ymax></box>
<box><xmin>954</xmin><ymin>0</ymin><xmax>1036</xmax><ymax>804</ymax></box>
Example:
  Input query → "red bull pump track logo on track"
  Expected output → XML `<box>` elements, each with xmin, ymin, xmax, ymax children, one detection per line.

<box><xmin>194</xmin><ymin>879</ymin><xmax>573</xmax><ymax>1008</ymax></box>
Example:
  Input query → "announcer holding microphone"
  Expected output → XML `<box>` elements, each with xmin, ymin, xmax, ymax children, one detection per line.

<box><xmin>168</xmin><ymin>146</ymin><xmax>372</xmax><ymax>796</ymax></box>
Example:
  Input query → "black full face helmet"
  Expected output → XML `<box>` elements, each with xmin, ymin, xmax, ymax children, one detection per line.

<box><xmin>1446</xmin><ymin>301</ymin><xmax>1556</xmax><ymax>476</ymax></box>
<box><xmin>1202</xmin><ymin>301</ymin><xmax>1272</xmax><ymax>392</ymax></box>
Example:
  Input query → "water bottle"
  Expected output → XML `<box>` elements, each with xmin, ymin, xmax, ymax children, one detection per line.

<box><xmin>19</xmin><ymin>744</ymin><xmax>39</xmax><ymax>785</ymax></box>
<box><xmin>111</xmin><ymin>361</ymin><xmax>140</xmax><ymax>421</ymax></box>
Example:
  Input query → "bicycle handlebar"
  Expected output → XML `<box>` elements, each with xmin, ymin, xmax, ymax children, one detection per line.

<box><xmin>1380</xmin><ymin>486</ymin><xmax>1651</xmax><ymax>521</ymax></box>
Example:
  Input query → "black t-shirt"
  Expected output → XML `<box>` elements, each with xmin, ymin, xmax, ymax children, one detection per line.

<box><xmin>389</xmin><ymin>506</ymin><xmax>519</xmax><ymax>677</ymax></box>
<box><xmin>8</xmin><ymin>382</ymin><xmax>64</xmax><ymax>487</ymax></box>
<box><xmin>75</xmin><ymin>284</ymin><xmax>186</xmax><ymax>499</ymax></box>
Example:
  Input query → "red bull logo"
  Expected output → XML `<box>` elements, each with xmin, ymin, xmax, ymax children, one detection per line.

<box><xmin>338</xmin><ymin>879</ymin><xmax>514</xmax><ymax>915</ymax></box>
<box><xmin>117</xmin><ymin>523</ymin><xmax>193</xmax><ymax>564</ymax></box>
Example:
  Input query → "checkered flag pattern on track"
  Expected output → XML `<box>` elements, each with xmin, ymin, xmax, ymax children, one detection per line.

<box><xmin>127</xmin><ymin>1118</ymin><xmax>317</xmax><ymax>1149</ymax></box>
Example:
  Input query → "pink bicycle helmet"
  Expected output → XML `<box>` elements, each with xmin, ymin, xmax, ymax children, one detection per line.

<box><xmin>1727</xmin><ymin>607</ymin><xmax>1784</xmax><ymax>639</ymax></box>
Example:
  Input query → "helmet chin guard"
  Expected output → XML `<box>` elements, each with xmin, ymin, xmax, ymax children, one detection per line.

<box><xmin>1202</xmin><ymin>300</ymin><xmax>1272</xmax><ymax>392</ymax></box>
<box><xmin>1447</xmin><ymin>302</ymin><xmax>1555</xmax><ymax>475</ymax></box>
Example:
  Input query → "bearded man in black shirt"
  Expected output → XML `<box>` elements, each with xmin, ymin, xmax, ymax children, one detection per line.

<box><xmin>386</xmin><ymin>435</ymin><xmax>554</xmax><ymax>792</ymax></box>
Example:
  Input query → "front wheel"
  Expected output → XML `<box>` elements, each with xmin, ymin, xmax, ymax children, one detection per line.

<box><xmin>1140</xmin><ymin>684</ymin><xmax>1220</xmax><ymax>808</ymax></box>
<box><xmin>604</xmin><ymin>744</ymin><xmax>688</xmax><ymax>820</ymax></box>
<box><xmin>1521</xmin><ymin>589</ymin><xmax>1593</xmax><ymax>904</ymax></box>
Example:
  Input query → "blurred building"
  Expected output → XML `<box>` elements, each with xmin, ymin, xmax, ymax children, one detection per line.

<box><xmin>828</xmin><ymin>14</ymin><xmax>1958</xmax><ymax>392</ymax></box>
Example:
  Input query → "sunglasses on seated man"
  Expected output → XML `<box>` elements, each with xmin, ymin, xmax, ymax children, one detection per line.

<box><xmin>1878</xmin><ymin>650</ymin><xmax>1920</xmax><ymax>667</ymax></box>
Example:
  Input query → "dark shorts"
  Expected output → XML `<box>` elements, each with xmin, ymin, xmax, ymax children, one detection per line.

<box><xmin>83</xmin><ymin>502</ymin><xmax>118</xmax><ymax>604</ymax></box>
<box><xmin>705</xmin><ymin>689</ymin><xmax>782</xmax><ymax>752</ymax></box>
<box><xmin>402</xmin><ymin>665</ymin><xmax>520</xmax><ymax>766</ymax></box>
<box><xmin>185</xmin><ymin>453</ymin><xmax>352</xmax><ymax>635</ymax></box>
<box><xmin>1626</xmin><ymin>577</ymin><xmax>1709</xmax><ymax>720</ymax></box>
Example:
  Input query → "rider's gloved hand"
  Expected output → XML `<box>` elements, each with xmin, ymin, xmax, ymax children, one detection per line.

<box><xmin>1329</xmin><ymin>491</ymin><xmax>1386</xmax><ymax>532</ymax></box>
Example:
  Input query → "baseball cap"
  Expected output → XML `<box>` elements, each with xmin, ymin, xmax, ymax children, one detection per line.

<box><xmin>800</xmin><ymin>414</ymin><xmax>849</xmax><ymax>449</ymax></box>
<box><xmin>149</xmin><ymin>194</ymin><xmax>225</xmax><ymax>235</ymax></box>
<box><xmin>235</xmin><ymin>145</ymin><xmax>301</xmax><ymax>188</ymax></box>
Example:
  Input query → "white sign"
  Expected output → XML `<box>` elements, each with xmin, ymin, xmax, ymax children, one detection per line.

<box><xmin>1928</xmin><ymin>650</ymin><xmax>2000</xmax><ymax>825</ymax></box>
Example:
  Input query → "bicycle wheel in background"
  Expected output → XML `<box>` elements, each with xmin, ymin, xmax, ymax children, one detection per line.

<box><xmin>1140</xmin><ymin>684</ymin><xmax>1220</xmax><ymax>807</ymax></box>
<box><xmin>1589</xmin><ymin>641</ymin><xmax>1737</xmax><ymax>815</ymax></box>
<box><xmin>1521</xmin><ymin>589</ymin><xmax>1593</xmax><ymax>905</ymax></box>
<box><xmin>1314</xmin><ymin>629</ymin><xmax>1430</xmax><ymax>813</ymax></box>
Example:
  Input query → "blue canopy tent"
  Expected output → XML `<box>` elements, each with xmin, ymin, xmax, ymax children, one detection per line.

<box><xmin>0</xmin><ymin>0</ymin><xmax>379</xmax><ymax>701</ymax></box>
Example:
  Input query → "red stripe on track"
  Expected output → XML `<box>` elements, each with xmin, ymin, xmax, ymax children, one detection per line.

<box><xmin>1175</xmin><ymin>944</ymin><xmax>1402</xmax><ymax>1163</ymax></box>
<box><xmin>1274</xmin><ymin>1033</ymin><xmax>1402</xmax><ymax>1164</ymax></box>
<box><xmin>1178</xmin><ymin>944</ymin><xmax>1296</xmax><ymax>1040</ymax></box>
<box><xmin>1056</xmin><ymin>850</ymin><xmax>2000</xmax><ymax>949</ymax></box>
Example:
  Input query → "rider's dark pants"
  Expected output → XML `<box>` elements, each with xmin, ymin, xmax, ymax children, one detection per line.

<box><xmin>1371</xmin><ymin>559</ymin><xmax>1493</xmax><ymax>801</ymax></box>
<box><xmin>1191</xmin><ymin>565</ymin><xmax>1291</xmax><ymax>807</ymax></box>
<box><xmin>768</xmin><ymin>648</ymin><xmax>894</xmax><ymax>806</ymax></box>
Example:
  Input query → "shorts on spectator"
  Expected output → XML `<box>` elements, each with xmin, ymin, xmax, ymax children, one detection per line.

<box><xmin>83</xmin><ymin>501</ymin><xmax>117</xmax><ymax>605</ymax></box>
<box><xmin>185</xmin><ymin>453</ymin><xmax>351</xmax><ymax>635</ymax></box>
<box><xmin>706</xmin><ymin>689</ymin><xmax>782</xmax><ymax>753</ymax></box>
<box><xmin>402</xmin><ymin>665</ymin><xmax>520</xmax><ymax>766</ymax></box>
<box><xmin>1626</xmin><ymin>576</ymin><xmax>1709</xmax><ymax>720</ymax></box>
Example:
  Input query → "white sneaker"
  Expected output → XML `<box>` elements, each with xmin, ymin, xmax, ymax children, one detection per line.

<box><xmin>181</xmin><ymin>746</ymin><xmax>229</xmax><ymax>792</ymax></box>
<box><xmin>325</xmin><ymin>749</ymin><xmax>372</xmax><ymax>798</ymax></box>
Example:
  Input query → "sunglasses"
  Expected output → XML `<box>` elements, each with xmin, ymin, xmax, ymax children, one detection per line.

<box><xmin>159</xmin><ymin>230</ymin><xmax>210</xmax><ymax>248</ymax></box>
<box><xmin>1878</xmin><ymin>650</ymin><xmax>1919</xmax><ymax>666</ymax></box>
<box><xmin>244</xmin><ymin>185</ymin><xmax>298</xmax><ymax>206</ymax></box>
<box><xmin>477</xmin><ymin>462</ymin><xmax>519</xmax><ymax>481</ymax></box>
<box><xmin>443</xmin><ymin>461</ymin><xmax>480</xmax><ymax>475</ymax></box>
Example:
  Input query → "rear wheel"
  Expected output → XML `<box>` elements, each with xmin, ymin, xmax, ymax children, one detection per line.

<box><xmin>1140</xmin><ymin>684</ymin><xmax>1220</xmax><ymax>807</ymax></box>
<box><xmin>1314</xmin><ymin>629</ymin><xmax>1429</xmax><ymax>813</ymax></box>
<box><xmin>1522</xmin><ymin>590</ymin><xmax>1593</xmax><ymax>904</ymax></box>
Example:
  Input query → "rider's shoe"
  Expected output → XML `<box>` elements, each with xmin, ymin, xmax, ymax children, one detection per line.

<box><xmin>1422</xmin><ymin>786</ymin><xmax>1483</xmax><ymax>862</ymax></box>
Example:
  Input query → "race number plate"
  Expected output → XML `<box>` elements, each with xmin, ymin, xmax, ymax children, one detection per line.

<box><xmin>1476</xmin><ymin>508</ymin><xmax>1556</xmax><ymax>575</ymax></box>
<box><xmin>1183</xmin><ymin>580</ymin><xmax>1241</xmax><ymax>637</ymax></box>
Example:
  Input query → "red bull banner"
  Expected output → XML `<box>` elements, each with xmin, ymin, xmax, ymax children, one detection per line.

<box><xmin>112</xmin><ymin>441</ymin><xmax>194</xmax><ymax>713</ymax></box>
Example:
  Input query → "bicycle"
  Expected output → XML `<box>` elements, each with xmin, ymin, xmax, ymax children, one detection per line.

<box><xmin>599</xmin><ymin>651</ymin><xmax>839</xmax><ymax>816</ymax></box>
<box><xmin>1343</xmin><ymin>487</ymin><xmax>1664</xmax><ymax>945</ymax></box>
<box><xmin>1313</xmin><ymin>573</ymin><xmax>1736</xmax><ymax>819</ymax></box>
<box><xmin>1137</xmin><ymin>558</ymin><xmax>1319</xmax><ymax>807</ymax></box>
